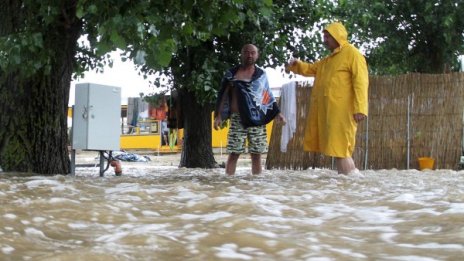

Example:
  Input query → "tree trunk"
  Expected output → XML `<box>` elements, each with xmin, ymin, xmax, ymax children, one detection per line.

<box><xmin>179</xmin><ymin>89</ymin><xmax>218</xmax><ymax>168</ymax></box>
<box><xmin>0</xmin><ymin>1</ymin><xmax>81</xmax><ymax>174</ymax></box>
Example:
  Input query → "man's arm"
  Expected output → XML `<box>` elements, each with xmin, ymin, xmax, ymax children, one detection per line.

<box><xmin>351</xmin><ymin>53</ymin><xmax>369</xmax><ymax>122</ymax></box>
<box><xmin>275</xmin><ymin>113</ymin><xmax>287</xmax><ymax>125</ymax></box>
<box><xmin>214</xmin><ymin>82</ymin><xmax>231</xmax><ymax>130</ymax></box>
<box><xmin>286</xmin><ymin>58</ymin><xmax>318</xmax><ymax>77</ymax></box>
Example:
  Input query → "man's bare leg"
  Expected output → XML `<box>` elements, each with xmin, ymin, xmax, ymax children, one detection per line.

<box><xmin>226</xmin><ymin>153</ymin><xmax>240</xmax><ymax>175</ymax></box>
<box><xmin>251</xmin><ymin>153</ymin><xmax>262</xmax><ymax>175</ymax></box>
<box><xmin>336</xmin><ymin>157</ymin><xmax>356</xmax><ymax>174</ymax></box>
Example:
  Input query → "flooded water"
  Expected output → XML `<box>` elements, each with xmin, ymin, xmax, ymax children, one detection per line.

<box><xmin>1</xmin><ymin>155</ymin><xmax>463</xmax><ymax>260</ymax></box>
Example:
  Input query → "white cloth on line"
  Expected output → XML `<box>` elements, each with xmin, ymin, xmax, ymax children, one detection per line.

<box><xmin>280</xmin><ymin>81</ymin><xmax>297</xmax><ymax>152</ymax></box>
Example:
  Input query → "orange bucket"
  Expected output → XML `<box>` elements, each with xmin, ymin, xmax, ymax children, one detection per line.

<box><xmin>418</xmin><ymin>157</ymin><xmax>435</xmax><ymax>170</ymax></box>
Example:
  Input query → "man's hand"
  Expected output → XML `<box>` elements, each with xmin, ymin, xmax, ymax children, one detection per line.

<box><xmin>213</xmin><ymin>117</ymin><xmax>222</xmax><ymax>130</ymax></box>
<box><xmin>285</xmin><ymin>58</ymin><xmax>299</xmax><ymax>73</ymax></box>
<box><xmin>353</xmin><ymin>113</ymin><xmax>366</xmax><ymax>123</ymax></box>
<box><xmin>287</xmin><ymin>57</ymin><xmax>299</xmax><ymax>66</ymax></box>
<box><xmin>275</xmin><ymin>113</ymin><xmax>287</xmax><ymax>125</ymax></box>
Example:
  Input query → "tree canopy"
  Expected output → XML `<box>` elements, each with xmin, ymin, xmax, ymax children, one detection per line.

<box><xmin>334</xmin><ymin>0</ymin><xmax>464</xmax><ymax>74</ymax></box>
<box><xmin>1</xmin><ymin>0</ymin><xmax>464</xmax><ymax>173</ymax></box>
<box><xmin>0</xmin><ymin>0</ymin><xmax>324</xmax><ymax>172</ymax></box>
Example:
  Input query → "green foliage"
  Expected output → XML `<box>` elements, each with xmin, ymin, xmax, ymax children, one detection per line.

<box><xmin>0</xmin><ymin>0</ymin><xmax>71</xmax><ymax>78</ymax></box>
<box><xmin>334</xmin><ymin>0</ymin><xmax>464</xmax><ymax>74</ymax></box>
<box><xmin>3</xmin><ymin>0</ymin><xmax>463</xmax><ymax>87</ymax></box>
<box><xmin>140</xmin><ymin>0</ymin><xmax>329</xmax><ymax>105</ymax></box>
<box><xmin>0</xmin><ymin>28</ymin><xmax>52</xmax><ymax>78</ymax></box>
<box><xmin>1</xmin><ymin>0</ymin><xmax>329</xmax><ymax>102</ymax></box>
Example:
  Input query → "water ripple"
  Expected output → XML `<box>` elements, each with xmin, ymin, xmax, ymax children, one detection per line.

<box><xmin>0</xmin><ymin>168</ymin><xmax>463</xmax><ymax>260</ymax></box>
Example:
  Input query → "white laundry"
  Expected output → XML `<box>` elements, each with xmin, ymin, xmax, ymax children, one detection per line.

<box><xmin>279</xmin><ymin>81</ymin><xmax>297</xmax><ymax>152</ymax></box>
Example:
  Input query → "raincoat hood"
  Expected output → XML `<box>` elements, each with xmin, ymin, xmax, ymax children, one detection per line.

<box><xmin>324</xmin><ymin>22</ymin><xmax>349</xmax><ymax>46</ymax></box>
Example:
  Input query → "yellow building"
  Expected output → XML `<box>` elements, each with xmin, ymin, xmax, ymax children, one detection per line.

<box><xmin>120</xmin><ymin>114</ymin><xmax>274</xmax><ymax>152</ymax></box>
<box><xmin>69</xmin><ymin>107</ymin><xmax>274</xmax><ymax>152</ymax></box>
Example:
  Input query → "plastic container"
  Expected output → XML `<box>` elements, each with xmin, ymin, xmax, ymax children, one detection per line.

<box><xmin>418</xmin><ymin>157</ymin><xmax>435</xmax><ymax>170</ymax></box>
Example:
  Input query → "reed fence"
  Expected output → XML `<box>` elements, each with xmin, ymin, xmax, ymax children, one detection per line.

<box><xmin>266</xmin><ymin>73</ymin><xmax>464</xmax><ymax>170</ymax></box>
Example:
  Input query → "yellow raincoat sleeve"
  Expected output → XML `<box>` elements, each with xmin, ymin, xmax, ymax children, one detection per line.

<box><xmin>286</xmin><ymin>60</ymin><xmax>320</xmax><ymax>77</ymax></box>
<box><xmin>351</xmin><ymin>53</ymin><xmax>369</xmax><ymax>115</ymax></box>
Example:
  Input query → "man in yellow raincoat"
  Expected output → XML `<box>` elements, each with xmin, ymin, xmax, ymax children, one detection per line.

<box><xmin>286</xmin><ymin>22</ymin><xmax>368</xmax><ymax>174</ymax></box>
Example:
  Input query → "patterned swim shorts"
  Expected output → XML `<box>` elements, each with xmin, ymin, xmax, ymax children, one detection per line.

<box><xmin>227</xmin><ymin>113</ymin><xmax>268</xmax><ymax>154</ymax></box>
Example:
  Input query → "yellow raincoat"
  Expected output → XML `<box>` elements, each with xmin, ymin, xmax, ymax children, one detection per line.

<box><xmin>287</xmin><ymin>22</ymin><xmax>368</xmax><ymax>158</ymax></box>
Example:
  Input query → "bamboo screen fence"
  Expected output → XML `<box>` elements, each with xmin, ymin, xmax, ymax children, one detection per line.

<box><xmin>266</xmin><ymin>73</ymin><xmax>464</xmax><ymax>170</ymax></box>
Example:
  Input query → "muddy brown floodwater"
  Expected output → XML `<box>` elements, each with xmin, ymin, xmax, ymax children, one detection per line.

<box><xmin>1</xmin><ymin>151</ymin><xmax>463</xmax><ymax>260</ymax></box>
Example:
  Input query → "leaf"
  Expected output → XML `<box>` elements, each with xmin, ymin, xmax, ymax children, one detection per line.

<box><xmin>32</xmin><ymin>33</ymin><xmax>43</xmax><ymax>48</ymax></box>
<box><xmin>95</xmin><ymin>42</ymin><xmax>112</xmax><ymax>56</ymax></box>
<box><xmin>157</xmin><ymin>50</ymin><xmax>172</xmax><ymax>67</ymax></box>
<box><xmin>76</xmin><ymin>5</ymin><xmax>85</xmax><ymax>19</ymax></box>
<box><xmin>263</xmin><ymin>0</ymin><xmax>273</xmax><ymax>6</ymax></box>
<box><xmin>110</xmin><ymin>31</ymin><xmax>126</xmax><ymax>49</ymax></box>
<box><xmin>182</xmin><ymin>22</ymin><xmax>194</xmax><ymax>35</ymax></box>
<box><xmin>88</xmin><ymin>4</ymin><xmax>98</xmax><ymax>14</ymax></box>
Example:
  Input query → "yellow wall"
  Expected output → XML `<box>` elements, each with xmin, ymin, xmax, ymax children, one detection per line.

<box><xmin>211</xmin><ymin>122</ymin><xmax>229</xmax><ymax>148</ymax></box>
<box><xmin>120</xmin><ymin>129</ymin><xmax>184</xmax><ymax>151</ymax></box>
<box><xmin>120</xmin><ymin>134</ymin><xmax>161</xmax><ymax>150</ymax></box>
<box><xmin>68</xmin><ymin>107</ymin><xmax>274</xmax><ymax>150</ymax></box>
<box><xmin>120</xmin><ymin>114</ymin><xmax>275</xmax><ymax>150</ymax></box>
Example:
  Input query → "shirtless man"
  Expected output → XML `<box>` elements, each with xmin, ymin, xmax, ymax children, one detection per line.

<box><xmin>214</xmin><ymin>44</ymin><xmax>285</xmax><ymax>175</ymax></box>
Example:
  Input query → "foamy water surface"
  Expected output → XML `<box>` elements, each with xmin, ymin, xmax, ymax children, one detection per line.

<box><xmin>1</xmin><ymin>163</ymin><xmax>463</xmax><ymax>260</ymax></box>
